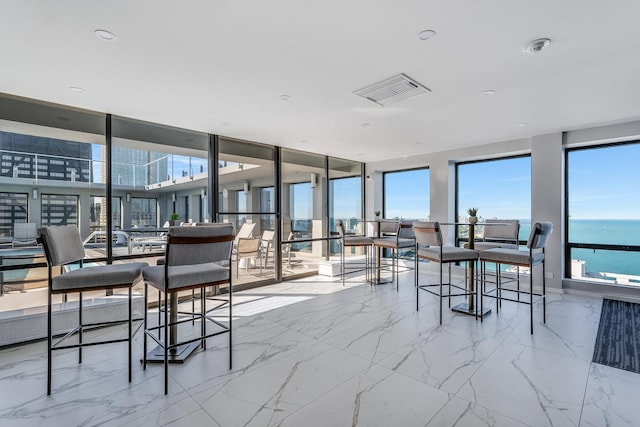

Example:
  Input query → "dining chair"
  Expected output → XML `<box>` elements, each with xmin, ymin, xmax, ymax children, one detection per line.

<box><xmin>412</xmin><ymin>221</ymin><xmax>479</xmax><ymax>324</ymax></box>
<box><xmin>478</xmin><ymin>221</ymin><xmax>553</xmax><ymax>334</ymax></box>
<box><xmin>142</xmin><ymin>224</ymin><xmax>234</xmax><ymax>394</ymax></box>
<box><xmin>38</xmin><ymin>225</ymin><xmax>148</xmax><ymax>395</ymax></box>
<box><xmin>372</xmin><ymin>220</ymin><xmax>415</xmax><ymax>289</ymax></box>
<box><xmin>336</xmin><ymin>220</ymin><xmax>373</xmax><ymax>286</ymax></box>
<box><xmin>236</xmin><ymin>237</ymin><xmax>262</xmax><ymax>276</ymax></box>
<box><xmin>259</xmin><ymin>230</ymin><xmax>276</xmax><ymax>267</ymax></box>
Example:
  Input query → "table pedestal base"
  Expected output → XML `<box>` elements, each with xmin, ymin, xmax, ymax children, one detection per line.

<box><xmin>451</xmin><ymin>303</ymin><xmax>491</xmax><ymax>318</ymax></box>
<box><xmin>145</xmin><ymin>342</ymin><xmax>200</xmax><ymax>364</ymax></box>
<box><xmin>368</xmin><ymin>277</ymin><xmax>393</xmax><ymax>285</ymax></box>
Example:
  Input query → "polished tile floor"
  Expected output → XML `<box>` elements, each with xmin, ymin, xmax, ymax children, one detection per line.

<box><xmin>1</xmin><ymin>269</ymin><xmax>639</xmax><ymax>426</ymax></box>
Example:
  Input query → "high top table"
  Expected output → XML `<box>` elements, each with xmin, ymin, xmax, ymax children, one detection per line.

<box><xmin>440</xmin><ymin>221</ymin><xmax>502</xmax><ymax>318</ymax></box>
<box><xmin>366</xmin><ymin>219</ymin><xmax>398</xmax><ymax>285</ymax></box>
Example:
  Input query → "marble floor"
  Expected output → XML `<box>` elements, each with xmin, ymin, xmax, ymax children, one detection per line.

<box><xmin>1</xmin><ymin>269</ymin><xmax>639</xmax><ymax>426</ymax></box>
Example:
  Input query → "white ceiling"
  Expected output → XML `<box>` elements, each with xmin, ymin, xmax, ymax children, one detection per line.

<box><xmin>2</xmin><ymin>1</ymin><xmax>640</xmax><ymax>162</ymax></box>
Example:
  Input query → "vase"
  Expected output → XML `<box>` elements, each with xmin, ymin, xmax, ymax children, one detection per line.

<box><xmin>469</xmin><ymin>216</ymin><xmax>478</xmax><ymax>225</ymax></box>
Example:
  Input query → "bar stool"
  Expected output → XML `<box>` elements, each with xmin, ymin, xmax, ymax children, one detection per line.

<box><xmin>479</xmin><ymin>221</ymin><xmax>553</xmax><ymax>334</ymax></box>
<box><xmin>38</xmin><ymin>225</ymin><xmax>148</xmax><ymax>395</ymax></box>
<box><xmin>372</xmin><ymin>221</ymin><xmax>415</xmax><ymax>289</ymax></box>
<box><xmin>142</xmin><ymin>224</ymin><xmax>234</xmax><ymax>394</ymax></box>
<box><xmin>336</xmin><ymin>220</ymin><xmax>373</xmax><ymax>286</ymax></box>
<box><xmin>412</xmin><ymin>221</ymin><xmax>479</xmax><ymax>324</ymax></box>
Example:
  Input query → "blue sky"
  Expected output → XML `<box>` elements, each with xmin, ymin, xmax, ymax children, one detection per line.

<box><xmin>457</xmin><ymin>157</ymin><xmax>531</xmax><ymax>221</ymax></box>
<box><xmin>568</xmin><ymin>144</ymin><xmax>640</xmax><ymax>219</ymax></box>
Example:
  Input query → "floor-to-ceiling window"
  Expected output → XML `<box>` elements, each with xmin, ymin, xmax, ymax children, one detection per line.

<box><xmin>111</xmin><ymin>116</ymin><xmax>209</xmax><ymax>258</ymax></box>
<box><xmin>218</xmin><ymin>137</ymin><xmax>276</xmax><ymax>286</ymax></box>
<box><xmin>0</xmin><ymin>93</ymin><xmax>364</xmax><ymax>345</ymax></box>
<box><xmin>456</xmin><ymin>156</ymin><xmax>531</xmax><ymax>247</ymax></box>
<box><xmin>281</xmin><ymin>149</ymin><xmax>327</xmax><ymax>278</ymax></box>
<box><xmin>329</xmin><ymin>158</ymin><xmax>363</xmax><ymax>257</ymax></box>
<box><xmin>566</xmin><ymin>142</ymin><xmax>640</xmax><ymax>286</ymax></box>
<box><xmin>0</xmin><ymin>96</ymin><xmax>106</xmax><ymax>325</ymax></box>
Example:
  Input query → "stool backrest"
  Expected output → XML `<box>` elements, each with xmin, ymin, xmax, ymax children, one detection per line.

<box><xmin>336</xmin><ymin>220</ymin><xmax>346</xmax><ymax>237</ymax></box>
<box><xmin>527</xmin><ymin>221</ymin><xmax>553</xmax><ymax>250</ymax></box>
<box><xmin>483</xmin><ymin>219</ymin><xmax>519</xmax><ymax>242</ymax></box>
<box><xmin>379</xmin><ymin>220</ymin><xmax>400</xmax><ymax>235</ymax></box>
<box><xmin>398</xmin><ymin>221</ymin><xmax>415</xmax><ymax>239</ymax></box>
<box><xmin>166</xmin><ymin>224</ymin><xmax>234</xmax><ymax>266</ymax></box>
<box><xmin>38</xmin><ymin>225</ymin><xmax>85</xmax><ymax>266</ymax></box>
<box><xmin>412</xmin><ymin>221</ymin><xmax>442</xmax><ymax>247</ymax></box>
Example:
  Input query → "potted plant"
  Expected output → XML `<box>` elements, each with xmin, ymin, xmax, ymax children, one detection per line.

<box><xmin>169</xmin><ymin>213</ymin><xmax>181</xmax><ymax>226</ymax></box>
<box><xmin>374</xmin><ymin>210</ymin><xmax>381</xmax><ymax>220</ymax></box>
<box><xmin>467</xmin><ymin>207</ymin><xmax>478</xmax><ymax>224</ymax></box>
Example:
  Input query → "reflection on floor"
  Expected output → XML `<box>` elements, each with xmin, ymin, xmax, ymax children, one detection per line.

<box><xmin>1</xmin><ymin>270</ymin><xmax>639</xmax><ymax>426</ymax></box>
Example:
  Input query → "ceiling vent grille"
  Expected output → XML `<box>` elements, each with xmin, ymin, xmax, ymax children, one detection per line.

<box><xmin>354</xmin><ymin>73</ymin><xmax>430</xmax><ymax>106</ymax></box>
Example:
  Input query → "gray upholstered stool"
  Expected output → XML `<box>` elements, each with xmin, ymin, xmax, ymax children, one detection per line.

<box><xmin>372</xmin><ymin>221</ymin><xmax>415</xmax><ymax>289</ymax></box>
<box><xmin>479</xmin><ymin>221</ymin><xmax>553</xmax><ymax>334</ymax></box>
<box><xmin>336</xmin><ymin>220</ymin><xmax>373</xmax><ymax>286</ymax></box>
<box><xmin>142</xmin><ymin>223</ymin><xmax>234</xmax><ymax>395</ymax></box>
<box><xmin>413</xmin><ymin>221</ymin><xmax>479</xmax><ymax>324</ymax></box>
<box><xmin>38</xmin><ymin>225</ymin><xmax>147</xmax><ymax>395</ymax></box>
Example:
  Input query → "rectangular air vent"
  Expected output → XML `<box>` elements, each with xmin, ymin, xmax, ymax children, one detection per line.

<box><xmin>354</xmin><ymin>73</ymin><xmax>430</xmax><ymax>106</ymax></box>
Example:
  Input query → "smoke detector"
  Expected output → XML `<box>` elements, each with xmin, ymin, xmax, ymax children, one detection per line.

<box><xmin>354</xmin><ymin>73</ymin><xmax>430</xmax><ymax>106</ymax></box>
<box><xmin>523</xmin><ymin>38</ymin><xmax>551</xmax><ymax>54</ymax></box>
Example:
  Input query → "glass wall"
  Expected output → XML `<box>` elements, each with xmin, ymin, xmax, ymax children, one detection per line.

<box><xmin>566</xmin><ymin>142</ymin><xmax>640</xmax><ymax>286</ymax></box>
<box><xmin>111</xmin><ymin>116</ymin><xmax>209</xmax><ymax>258</ymax></box>
<box><xmin>0</xmin><ymin>93</ymin><xmax>364</xmax><ymax>345</ymax></box>
<box><xmin>456</xmin><ymin>156</ymin><xmax>531</xmax><ymax>246</ymax></box>
<box><xmin>0</xmin><ymin>95</ymin><xmax>106</xmax><ymax>318</ymax></box>
<box><xmin>218</xmin><ymin>137</ymin><xmax>276</xmax><ymax>285</ymax></box>
<box><xmin>281</xmin><ymin>149</ymin><xmax>327</xmax><ymax>278</ymax></box>
<box><xmin>329</xmin><ymin>157</ymin><xmax>363</xmax><ymax>257</ymax></box>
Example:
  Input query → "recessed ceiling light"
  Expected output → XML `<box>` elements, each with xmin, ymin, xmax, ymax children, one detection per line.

<box><xmin>222</xmin><ymin>122</ymin><xmax>231</xmax><ymax>126</ymax></box>
<box><xmin>356</xmin><ymin>153</ymin><xmax>364</xmax><ymax>156</ymax></box>
<box><xmin>361</xmin><ymin>123</ymin><xmax>370</xmax><ymax>127</ymax></box>
<box><xmin>280</xmin><ymin>94</ymin><xmax>291</xmax><ymax>101</ymax></box>
<box><xmin>94</xmin><ymin>29</ymin><xmax>116</xmax><ymax>41</ymax></box>
<box><xmin>482</xmin><ymin>90</ymin><xmax>496</xmax><ymax>96</ymax></box>
<box><xmin>69</xmin><ymin>86</ymin><xmax>85</xmax><ymax>93</ymax></box>
<box><xmin>522</xmin><ymin>38</ymin><xmax>550</xmax><ymax>54</ymax></box>
<box><xmin>519</xmin><ymin>122</ymin><xmax>528</xmax><ymax>127</ymax></box>
<box><xmin>418</xmin><ymin>30</ymin><xmax>436</xmax><ymax>41</ymax></box>
<box><xmin>300</xmin><ymin>139</ymin><xmax>308</xmax><ymax>144</ymax></box>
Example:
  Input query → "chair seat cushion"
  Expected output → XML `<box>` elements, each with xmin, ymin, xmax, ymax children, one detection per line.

<box><xmin>344</xmin><ymin>236</ymin><xmax>373</xmax><ymax>246</ymax></box>
<box><xmin>479</xmin><ymin>248</ymin><xmax>544</xmax><ymax>266</ymax></box>
<box><xmin>52</xmin><ymin>262</ymin><xmax>148</xmax><ymax>292</ymax></box>
<box><xmin>472</xmin><ymin>241</ymin><xmax>519</xmax><ymax>251</ymax></box>
<box><xmin>143</xmin><ymin>262</ymin><xmax>230</xmax><ymax>291</ymax></box>
<box><xmin>418</xmin><ymin>246</ymin><xmax>478</xmax><ymax>263</ymax></box>
<box><xmin>373</xmin><ymin>237</ymin><xmax>414</xmax><ymax>249</ymax></box>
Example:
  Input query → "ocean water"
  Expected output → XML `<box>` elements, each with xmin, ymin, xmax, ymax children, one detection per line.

<box><xmin>569</xmin><ymin>219</ymin><xmax>640</xmax><ymax>276</ymax></box>
<box><xmin>490</xmin><ymin>219</ymin><xmax>640</xmax><ymax>277</ymax></box>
